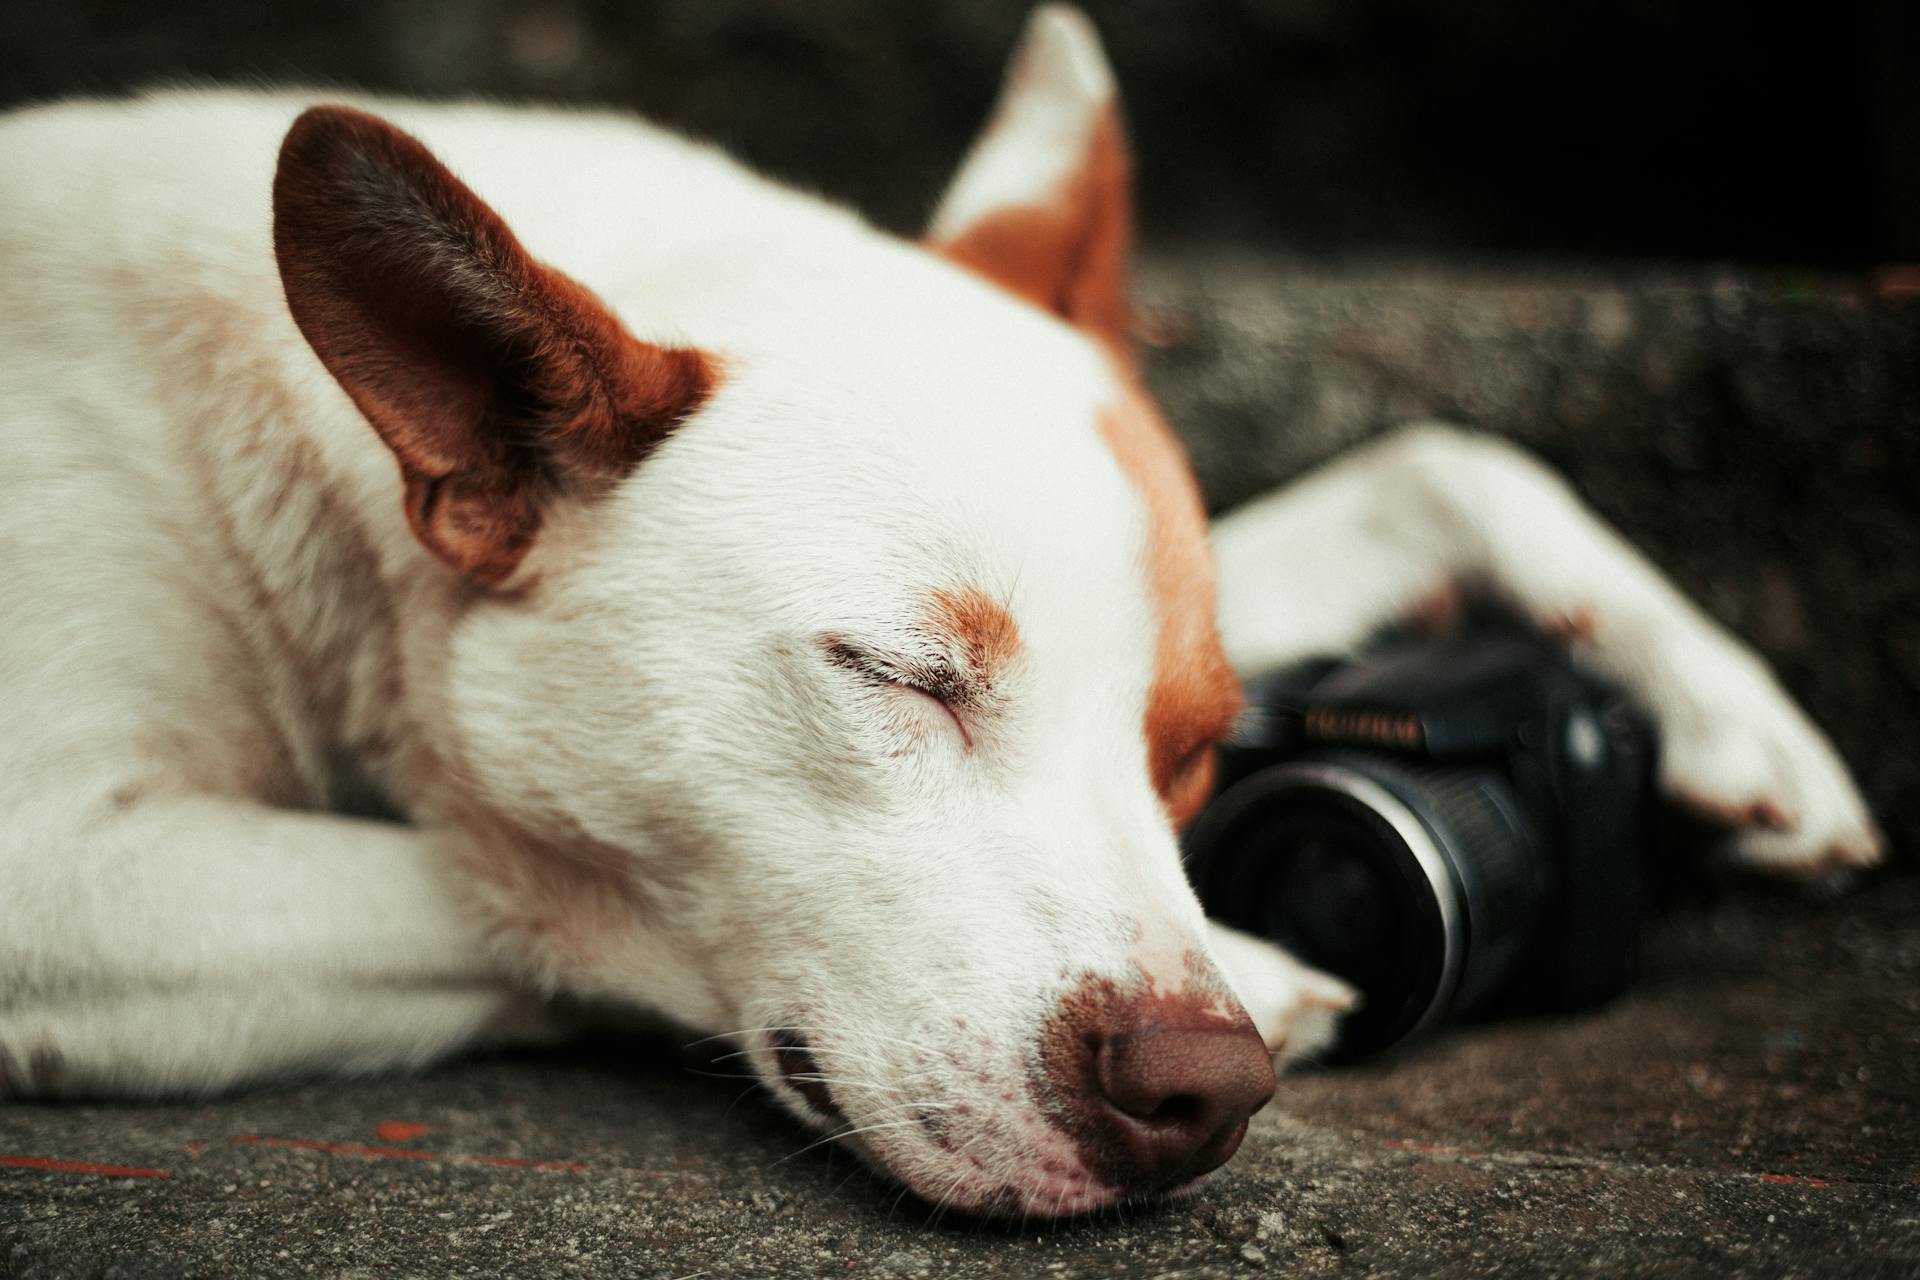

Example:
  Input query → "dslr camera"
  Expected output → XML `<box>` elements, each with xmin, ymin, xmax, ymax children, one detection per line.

<box><xmin>1184</xmin><ymin>624</ymin><xmax>1657</xmax><ymax>1059</ymax></box>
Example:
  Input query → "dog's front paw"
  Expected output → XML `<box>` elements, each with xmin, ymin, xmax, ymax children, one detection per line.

<box><xmin>1653</xmin><ymin>639</ymin><xmax>1884</xmax><ymax>878</ymax></box>
<box><xmin>1206</xmin><ymin>921</ymin><xmax>1356</xmax><ymax>1067</ymax></box>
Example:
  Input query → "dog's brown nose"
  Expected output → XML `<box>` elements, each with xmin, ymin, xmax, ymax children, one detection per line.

<box><xmin>1042</xmin><ymin>981</ymin><xmax>1276</xmax><ymax>1194</ymax></box>
<box><xmin>1091</xmin><ymin>1019</ymin><xmax>1276</xmax><ymax>1186</ymax></box>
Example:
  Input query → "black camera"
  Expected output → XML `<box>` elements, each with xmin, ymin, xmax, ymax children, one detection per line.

<box><xmin>1183</xmin><ymin>625</ymin><xmax>1657</xmax><ymax>1059</ymax></box>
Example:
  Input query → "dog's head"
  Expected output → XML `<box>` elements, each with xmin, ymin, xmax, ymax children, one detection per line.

<box><xmin>273</xmin><ymin>5</ymin><xmax>1327</xmax><ymax>1216</ymax></box>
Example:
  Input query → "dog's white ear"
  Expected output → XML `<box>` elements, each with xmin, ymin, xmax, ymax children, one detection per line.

<box><xmin>273</xmin><ymin>106</ymin><xmax>717</xmax><ymax>585</ymax></box>
<box><xmin>927</xmin><ymin>5</ymin><xmax>1132</xmax><ymax>354</ymax></box>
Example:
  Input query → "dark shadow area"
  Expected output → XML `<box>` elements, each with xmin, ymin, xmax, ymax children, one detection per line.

<box><xmin>1</xmin><ymin>0</ymin><xmax>1914</xmax><ymax>264</ymax></box>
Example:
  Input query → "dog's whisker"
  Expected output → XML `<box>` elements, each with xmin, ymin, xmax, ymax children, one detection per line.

<box><xmin>885</xmin><ymin>1178</ymin><xmax>920</xmax><ymax>1223</ymax></box>
<box><xmin>685</xmin><ymin>1066</ymin><xmax>937</xmax><ymax>1102</ymax></box>
<box><xmin>778</xmin><ymin>1078</ymin><xmax>941</xmax><ymax>1103</ymax></box>
<box><xmin>681</xmin><ymin>1023</ymin><xmax>822</xmax><ymax>1050</ymax></box>
<box><xmin>911</xmin><ymin>1126</ymin><xmax>993</xmax><ymax>1224</ymax></box>
<box><xmin>770</xmin><ymin>1117</ymin><xmax>928</xmax><ymax>1167</ymax></box>
<box><xmin>779</xmin><ymin>1066</ymin><xmax>945</xmax><ymax>1094</ymax></box>
<box><xmin>925</xmin><ymin>1148</ymin><xmax>978</xmax><ymax>1226</ymax></box>
<box><xmin>679</xmin><ymin>1066</ymin><xmax>760</xmax><ymax>1083</ymax></box>
<box><xmin>705</xmin><ymin>1043</ymin><xmax>945</xmax><ymax>1078</ymax></box>
<box><xmin>831</xmin><ymin>1097</ymin><xmax>953</xmax><ymax>1120</ymax></box>
<box><xmin>691</xmin><ymin>1027</ymin><xmax>954</xmax><ymax>1076</ymax></box>
<box><xmin>718</xmin><ymin>1083</ymin><xmax>762</xmax><ymax>1121</ymax></box>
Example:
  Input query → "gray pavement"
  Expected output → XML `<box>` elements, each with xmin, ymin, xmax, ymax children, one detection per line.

<box><xmin>3</xmin><ymin>877</ymin><xmax>1916</xmax><ymax>1278</ymax></box>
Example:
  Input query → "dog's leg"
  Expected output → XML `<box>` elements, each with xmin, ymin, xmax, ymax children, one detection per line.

<box><xmin>1212</xmin><ymin>422</ymin><xmax>1883</xmax><ymax>876</ymax></box>
<box><xmin>0</xmin><ymin>796</ymin><xmax>544</xmax><ymax>1098</ymax></box>
<box><xmin>1205</xmin><ymin>920</ymin><xmax>1355</xmax><ymax>1065</ymax></box>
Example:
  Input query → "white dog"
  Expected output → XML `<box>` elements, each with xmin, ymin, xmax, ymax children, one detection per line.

<box><xmin>0</xmin><ymin>6</ymin><xmax>1880</xmax><ymax>1218</ymax></box>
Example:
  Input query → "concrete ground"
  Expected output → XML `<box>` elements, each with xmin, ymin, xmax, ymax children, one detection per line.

<box><xmin>3</xmin><ymin>874</ymin><xmax>1916</xmax><ymax>1279</ymax></box>
<box><xmin>5</xmin><ymin>261</ymin><xmax>1917</xmax><ymax>1277</ymax></box>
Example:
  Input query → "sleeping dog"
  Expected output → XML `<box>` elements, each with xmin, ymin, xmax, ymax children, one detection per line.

<box><xmin>0</xmin><ymin>5</ymin><xmax>1879</xmax><ymax>1217</ymax></box>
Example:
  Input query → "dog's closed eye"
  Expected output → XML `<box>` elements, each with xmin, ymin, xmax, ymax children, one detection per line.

<box><xmin>822</xmin><ymin>637</ymin><xmax>976</xmax><ymax>748</ymax></box>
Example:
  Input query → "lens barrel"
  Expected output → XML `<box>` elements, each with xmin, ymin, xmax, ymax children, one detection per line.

<box><xmin>1187</xmin><ymin>751</ymin><xmax>1545</xmax><ymax>1058</ymax></box>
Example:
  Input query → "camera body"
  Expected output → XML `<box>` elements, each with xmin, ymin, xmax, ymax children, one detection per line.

<box><xmin>1183</xmin><ymin>625</ymin><xmax>1657</xmax><ymax>1059</ymax></box>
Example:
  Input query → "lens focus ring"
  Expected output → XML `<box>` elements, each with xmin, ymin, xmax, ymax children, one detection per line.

<box><xmin>1320</xmin><ymin>753</ymin><xmax>1544</xmax><ymax>1014</ymax></box>
<box><xmin>1186</xmin><ymin>752</ymin><xmax>1542</xmax><ymax>1057</ymax></box>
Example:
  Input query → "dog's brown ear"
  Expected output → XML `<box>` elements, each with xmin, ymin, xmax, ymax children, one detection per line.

<box><xmin>273</xmin><ymin>105</ymin><xmax>716</xmax><ymax>585</ymax></box>
<box><xmin>926</xmin><ymin>6</ymin><xmax>1132</xmax><ymax>357</ymax></box>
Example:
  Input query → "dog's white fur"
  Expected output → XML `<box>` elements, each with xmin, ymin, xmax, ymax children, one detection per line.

<box><xmin>0</xmin><ymin>5</ymin><xmax>1880</xmax><ymax>1217</ymax></box>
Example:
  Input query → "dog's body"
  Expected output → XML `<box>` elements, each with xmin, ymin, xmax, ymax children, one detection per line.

<box><xmin>0</xmin><ymin>7</ymin><xmax>1881</xmax><ymax>1218</ymax></box>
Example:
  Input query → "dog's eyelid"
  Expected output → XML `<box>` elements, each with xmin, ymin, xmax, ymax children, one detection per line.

<box><xmin>821</xmin><ymin>636</ymin><xmax>885</xmax><ymax>679</ymax></box>
<box><xmin>823</xmin><ymin>636</ymin><xmax>949</xmax><ymax>696</ymax></box>
<box><xmin>819</xmin><ymin>634</ymin><xmax>983</xmax><ymax>710</ymax></box>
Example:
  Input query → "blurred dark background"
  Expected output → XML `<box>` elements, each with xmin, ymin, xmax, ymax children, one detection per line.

<box><xmin>3</xmin><ymin>0</ymin><xmax>1917</xmax><ymax>264</ymax></box>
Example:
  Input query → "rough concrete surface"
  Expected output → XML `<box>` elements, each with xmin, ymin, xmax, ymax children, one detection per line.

<box><xmin>3</xmin><ymin>260</ymin><xmax>1917</xmax><ymax>1277</ymax></box>
<box><xmin>4</xmin><ymin>876</ymin><xmax>1916</xmax><ymax>1278</ymax></box>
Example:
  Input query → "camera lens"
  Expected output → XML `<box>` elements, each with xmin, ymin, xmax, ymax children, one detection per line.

<box><xmin>1186</xmin><ymin>753</ymin><xmax>1542</xmax><ymax>1058</ymax></box>
<box><xmin>1261</xmin><ymin>824</ymin><xmax>1400</xmax><ymax>988</ymax></box>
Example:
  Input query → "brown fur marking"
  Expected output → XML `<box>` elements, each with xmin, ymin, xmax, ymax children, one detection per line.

<box><xmin>929</xmin><ymin>94</ymin><xmax>1235</xmax><ymax>817</ymax></box>
<box><xmin>923</xmin><ymin>585</ymin><xmax>1023</xmax><ymax>681</ymax></box>
<box><xmin>1098</xmin><ymin>384</ymin><xmax>1244</xmax><ymax>828</ymax></box>
<box><xmin>1546</xmin><ymin>604</ymin><xmax>1599</xmax><ymax>646</ymax></box>
<box><xmin>1675</xmin><ymin>791</ymin><xmax>1799</xmax><ymax>833</ymax></box>
<box><xmin>273</xmin><ymin>105</ymin><xmax>718</xmax><ymax>586</ymax></box>
<box><xmin>932</xmin><ymin>106</ymin><xmax>1134</xmax><ymax>356</ymax></box>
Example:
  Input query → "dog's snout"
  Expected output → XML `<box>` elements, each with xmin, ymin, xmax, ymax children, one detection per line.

<box><xmin>1042</xmin><ymin>982</ymin><xmax>1276</xmax><ymax>1193</ymax></box>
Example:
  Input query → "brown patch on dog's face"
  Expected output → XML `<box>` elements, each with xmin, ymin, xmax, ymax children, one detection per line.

<box><xmin>1098</xmin><ymin>382</ymin><xmax>1243</xmax><ymax>827</ymax></box>
<box><xmin>923</xmin><ymin>585</ymin><xmax>1023</xmax><ymax>684</ymax></box>
<box><xmin>923</xmin><ymin>72</ymin><xmax>1236</xmax><ymax>818</ymax></box>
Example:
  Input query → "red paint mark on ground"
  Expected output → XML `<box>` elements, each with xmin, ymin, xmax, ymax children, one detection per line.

<box><xmin>235</xmin><ymin>1135</ymin><xmax>436</xmax><ymax>1162</ymax></box>
<box><xmin>0</xmin><ymin>1154</ymin><xmax>171</xmax><ymax>1179</ymax></box>
<box><xmin>1759</xmin><ymin>1173</ymin><xmax>1830</xmax><ymax>1187</ymax></box>
<box><xmin>374</xmin><ymin>1121</ymin><xmax>431</xmax><ymax>1143</ymax></box>
<box><xmin>1382</xmin><ymin>1139</ymin><xmax>1448</xmax><ymax>1153</ymax></box>
<box><xmin>464</xmin><ymin>1154</ymin><xmax>591</xmax><ymax>1172</ymax></box>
